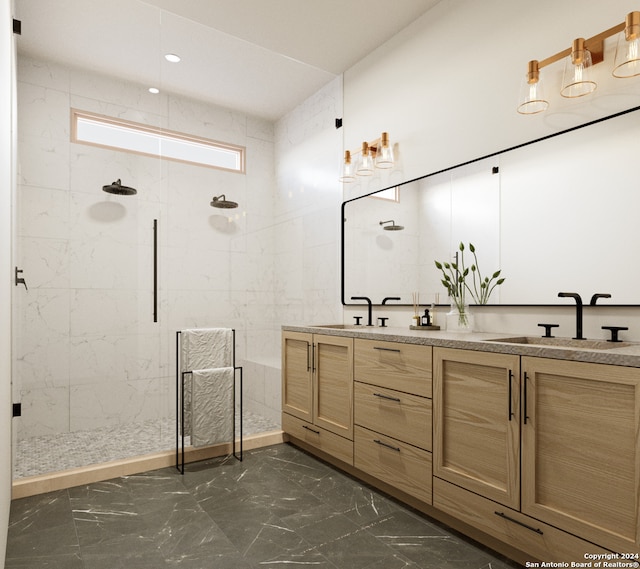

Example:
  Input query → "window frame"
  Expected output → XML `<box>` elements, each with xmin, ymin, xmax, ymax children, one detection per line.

<box><xmin>71</xmin><ymin>108</ymin><xmax>245</xmax><ymax>174</ymax></box>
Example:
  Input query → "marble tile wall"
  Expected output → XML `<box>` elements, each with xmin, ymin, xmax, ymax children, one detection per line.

<box><xmin>14</xmin><ymin>55</ymin><xmax>281</xmax><ymax>443</ymax></box>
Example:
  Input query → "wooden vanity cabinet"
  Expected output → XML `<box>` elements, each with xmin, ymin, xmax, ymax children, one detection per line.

<box><xmin>433</xmin><ymin>347</ymin><xmax>640</xmax><ymax>557</ymax></box>
<box><xmin>433</xmin><ymin>348</ymin><xmax>520</xmax><ymax>509</ymax></box>
<box><xmin>521</xmin><ymin>356</ymin><xmax>640</xmax><ymax>554</ymax></box>
<box><xmin>353</xmin><ymin>339</ymin><xmax>433</xmax><ymax>504</ymax></box>
<box><xmin>282</xmin><ymin>331</ymin><xmax>354</xmax><ymax>464</ymax></box>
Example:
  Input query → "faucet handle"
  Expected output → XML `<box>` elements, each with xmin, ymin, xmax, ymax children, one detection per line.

<box><xmin>353</xmin><ymin>316</ymin><xmax>362</xmax><ymax>326</ymax></box>
<box><xmin>538</xmin><ymin>323</ymin><xmax>559</xmax><ymax>338</ymax></box>
<box><xmin>377</xmin><ymin>317</ymin><xmax>389</xmax><ymax>327</ymax></box>
<box><xmin>602</xmin><ymin>325</ymin><xmax>628</xmax><ymax>342</ymax></box>
<box><xmin>590</xmin><ymin>293</ymin><xmax>612</xmax><ymax>305</ymax></box>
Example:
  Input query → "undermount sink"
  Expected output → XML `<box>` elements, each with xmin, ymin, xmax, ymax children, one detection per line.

<box><xmin>486</xmin><ymin>336</ymin><xmax>632</xmax><ymax>350</ymax></box>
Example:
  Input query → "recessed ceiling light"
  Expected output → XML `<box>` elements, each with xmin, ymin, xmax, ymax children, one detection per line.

<box><xmin>148</xmin><ymin>87</ymin><xmax>160</xmax><ymax>94</ymax></box>
<box><xmin>164</xmin><ymin>53</ymin><xmax>181</xmax><ymax>63</ymax></box>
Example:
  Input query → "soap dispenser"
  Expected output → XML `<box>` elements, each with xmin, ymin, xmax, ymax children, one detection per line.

<box><xmin>421</xmin><ymin>309</ymin><xmax>431</xmax><ymax>326</ymax></box>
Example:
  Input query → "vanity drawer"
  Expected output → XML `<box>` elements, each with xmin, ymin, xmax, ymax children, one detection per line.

<box><xmin>433</xmin><ymin>477</ymin><xmax>613</xmax><ymax>562</ymax></box>
<box><xmin>354</xmin><ymin>382</ymin><xmax>432</xmax><ymax>450</ymax></box>
<box><xmin>283</xmin><ymin>413</ymin><xmax>353</xmax><ymax>466</ymax></box>
<box><xmin>354</xmin><ymin>425</ymin><xmax>432</xmax><ymax>504</ymax></box>
<box><xmin>354</xmin><ymin>339</ymin><xmax>432</xmax><ymax>397</ymax></box>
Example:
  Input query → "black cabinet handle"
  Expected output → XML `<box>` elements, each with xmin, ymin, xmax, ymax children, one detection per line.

<box><xmin>302</xmin><ymin>425</ymin><xmax>320</xmax><ymax>435</ymax></box>
<box><xmin>306</xmin><ymin>342</ymin><xmax>311</xmax><ymax>372</ymax></box>
<box><xmin>523</xmin><ymin>372</ymin><xmax>529</xmax><ymax>424</ymax></box>
<box><xmin>373</xmin><ymin>392</ymin><xmax>401</xmax><ymax>402</ymax></box>
<box><xmin>508</xmin><ymin>370</ymin><xmax>514</xmax><ymax>421</ymax></box>
<box><xmin>373</xmin><ymin>346</ymin><xmax>401</xmax><ymax>353</ymax></box>
<box><xmin>494</xmin><ymin>511</ymin><xmax>543</xmax><ymax>535</ymax></box>
<box><xmin>373</xmin><ymin>439</ymin><xmax>401</xmax><ymax>452</ymax></box>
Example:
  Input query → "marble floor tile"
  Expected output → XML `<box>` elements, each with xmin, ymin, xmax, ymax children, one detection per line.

<box><xmin>6</xmin><ymin>443</ymin><xmax>524</xmax><ymax>569</ymax></box>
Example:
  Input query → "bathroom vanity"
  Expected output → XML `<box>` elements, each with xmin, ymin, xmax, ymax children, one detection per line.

<box><xmin>281</xmin><ymin>325</ymin><xmax>640</xmax><ymax>564</ymax></box>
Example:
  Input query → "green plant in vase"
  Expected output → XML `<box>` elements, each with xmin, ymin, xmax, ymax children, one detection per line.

<box><xmin>435</xmin><ymin>242</ymin><xmax>505</xmax><ymax>329</ymax></box>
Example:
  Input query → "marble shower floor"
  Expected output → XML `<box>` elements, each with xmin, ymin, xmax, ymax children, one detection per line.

<box><xmin>14</xmin><ymin>411</ymin><xmax>280</xmax><ymax>479</ymax></box>
<box><xmin>7</xmin><ymin>443</ymin><xmax>524</xmax><ymax>569</ymax></box>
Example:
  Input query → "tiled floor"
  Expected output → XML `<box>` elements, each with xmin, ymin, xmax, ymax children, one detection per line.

<box><xmin>6</xmin><ymin>443</ymin><xmax>524</xmax><ymax>569</ymax></box>
<box><xmin>14</xmin><ymin>411</ymin><xmax>280</xmax><ymax>479</ymax></box>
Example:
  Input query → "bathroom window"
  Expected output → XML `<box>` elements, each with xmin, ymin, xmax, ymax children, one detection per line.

<box><xmin>373</xmin><ymin>186</ymin><xmax>400</xmax><ymax>202</ymax></box>
<box><xmin>71</xmin><ymin>109</ymin><xmax>245</xmax><ymax>173</ymax></box>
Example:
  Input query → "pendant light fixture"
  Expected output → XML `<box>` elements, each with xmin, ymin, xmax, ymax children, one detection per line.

<box><xmin>613</xmin><ymin>11</ymin><xmax>640</xmax><ymax>78</ymax></box>
<box><xmin>560</xmin><ymin>38</ymin><xmax>596</xmax><ymax>98</ymax></box>
<box><xmin>517</xmin><ymin>60</ymin><xmax>549</xmax><ymax>115</ymax></box>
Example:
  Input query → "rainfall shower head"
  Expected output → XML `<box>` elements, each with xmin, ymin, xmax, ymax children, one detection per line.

<box><xmin>102</xmin><ymin>179</ymin><xmax>137</xmax><ymax>195</ymax></box>
<box><xmin>380</xmin><ymin>220</ymin><xmax>404</xmax><ymax>231</ymax></box>
<box><xmin>210</xmin><ymin>194</ymin><xmax>238</xmax><ymax>209</ymax></box>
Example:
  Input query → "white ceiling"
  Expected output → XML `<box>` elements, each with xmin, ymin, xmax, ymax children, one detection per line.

<box><xmin>15</xmin><ymin>0</ymin><xmax>441</xmax><ymax>121</ymax></box>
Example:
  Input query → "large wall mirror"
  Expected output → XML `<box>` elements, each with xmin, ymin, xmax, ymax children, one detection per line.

<box><xmin>343</xmin><ymin>105</ymin><xmax>640</xmax><ymax>306</ymax></box>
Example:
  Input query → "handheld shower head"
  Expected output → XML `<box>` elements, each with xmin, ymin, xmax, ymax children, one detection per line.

<box><xmin>102</xmin><ymin>179</ymin><xmax>137</xmax><ymax>195</ymax></box>
<box><xmin>210</xmin><ymin>194</ymin><xmax>238</xmax><ymax>209</ymax></box>
<box><xmin>380</xmin><ymin>220</ymin><xmax>404</xmax><ymax>231</ymax></box>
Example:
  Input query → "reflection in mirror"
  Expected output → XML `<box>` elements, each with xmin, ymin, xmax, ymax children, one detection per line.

<box><xmin>343</xmin><ymin>105</ymin><xmax>640</xmax><ymax>306</ymax></box>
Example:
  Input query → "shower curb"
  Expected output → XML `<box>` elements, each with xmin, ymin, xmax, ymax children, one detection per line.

<box><xmin>12</xmin><ymin>430</ymin><xmax>284</xmax><ymax>499</ymax></box>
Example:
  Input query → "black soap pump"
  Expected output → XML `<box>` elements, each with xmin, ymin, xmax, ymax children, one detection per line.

<box><xmin>421</xmin><ymin>308</ymin><xmax>431</xmax><ymax>326</ymax></box>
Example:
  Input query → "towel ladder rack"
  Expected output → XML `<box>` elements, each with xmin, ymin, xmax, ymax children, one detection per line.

<box><xmin>175</xmin><ymin>329</ymin><xmax>243</xmax><ymax>474</ymax></box>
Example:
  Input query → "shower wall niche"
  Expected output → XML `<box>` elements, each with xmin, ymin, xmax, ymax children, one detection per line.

<box><xmin>13</xmin><ymin>55</ymin><xmax>280</xmax><ymax>477</ymax></box>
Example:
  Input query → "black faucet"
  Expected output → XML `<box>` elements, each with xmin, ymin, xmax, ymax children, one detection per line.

<box><xmin>382</xmin><ymin>297</ymin><xmax>401</xmax><ymax>305</ymax></box>
<box><xmin>558</xmin><ymin>292</ymin><xmax>584</xmax><ymax>340</ymax></box>
<box><xmin>590</xmin><ymin>293</ymin><xmax>611</xmax><ymax>305</ymax></box>
<box><xmin>351</xmin><ymin>296</ymin><xmax>373</xmax><ymax>326</ymax></box>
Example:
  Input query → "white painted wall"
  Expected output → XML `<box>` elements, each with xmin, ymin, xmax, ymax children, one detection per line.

<box><xmin>341</xmin><ymin>0</ymin><xmax>640</xmax><ymax>340</ymax></box>
<box><xmin>1</xmin><ymin>1</ymin><xmax>16</xmax><ymax>564</ymax></box>
<box><xmin>274</xmin><ymin>76</ymin><xmax>344</xmax><ymax>328</ymax></box>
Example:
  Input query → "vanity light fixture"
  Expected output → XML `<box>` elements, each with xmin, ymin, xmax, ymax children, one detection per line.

<box><xmin>356</xmin><ymin>142</ymin><xmax>375</xmax><ymax>176</ymax></box>
<box><xmin>560</xmin><ymin>38</ymin><xmax>596</xmax><ymax>98</ymax></box>
<box><xmin>613</xmin><ymin>11</ymin><xmax>640</xmax><ymax>77</ymax></box>
<box><xmin>375</xmin><ymin>132</ymin><xmax>394</xmax><ymax>169</ymax></box>
<box><xmin>340</xmin><ymin>132</ymin><xmax>395</xmax><ymax>182</ymax></box>
<box><xmin>164</xmin><ymin>53</ymin><xmax>181</xmax><ymax>63</ymax></box>
<box><xmin>517</xmin><ymin>60</ymin><xmax>549</xmax><ymax>114</ymax></box>
<box><xmin>148</xmin><ymin>87</ymin><xmax>160</xmax><ymax>94</ymax></box>
<box><xmin>339</xmin><ymin>150</ymin><xmax>356</xmax><ymax>182</ymax></box>
<box><xmin>517</xmin><ymin>11</ymin><xmax>640</xmax><ymax>114</ymax></box>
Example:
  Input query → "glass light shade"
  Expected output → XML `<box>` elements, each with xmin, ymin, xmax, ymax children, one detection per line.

<box><xmin>561</xmin><ymin>41</ymin><xmax>596</xmax><ymax>98</ymax></box>
<box><xmin>517</xmin><ymin>74</ymin><xmax>549</xmax><ymax>115</ymax></box>
<box><xmin>613</xmin><ymin>15</ymin><xmax>640</xmax><ymax>78</ymax></box>
<box><xmin>356</xmin><ymin>142</ymin><xmax>374</xmax><ymax>176</ymax></box>
<box><xmin>339</xmin><ymin>150</ymin><xmax>356</xmax><ymax>183</ymax></box>
<box><xmin>375</xmin><ymin>132</ymin><xmax>394</xmax><ymax>168</ymax></box>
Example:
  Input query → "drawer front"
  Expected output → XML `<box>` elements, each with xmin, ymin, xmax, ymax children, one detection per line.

<box><xmin>354</xmin><ymin>382</ymin><xmax>432</xmax><ymax>450</ymax></box>
<box><xmin>354</xmin><ymin>339</ymin><xmax>432</xmax><ymax>397</ymax></box>
<box><xmin>354</xmin><ymin>425</ymin><xmax>432</xmax><ymax>504</ymax></box>
<box><xmin>433</xmin><ymin>478</ymin><xmax>613</xmax><ymax>562</ymax></box>
<box><xmin>282</xmin><ymin>413</ymin><xmax>353</xmax><ymax>465</ymax></box>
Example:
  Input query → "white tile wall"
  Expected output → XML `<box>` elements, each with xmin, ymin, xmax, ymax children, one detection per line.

<box><xmin>14</xmin><ymin>55</ymin><xmax>290</xmax><ymax>442</ymax></box>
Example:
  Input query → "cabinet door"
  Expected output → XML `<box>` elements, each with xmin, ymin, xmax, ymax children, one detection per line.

<box><xmin>282</xmin><ymin>331</ymin><xmax>313</xmax><ymax>422</ymax></box>
<box><xmin>314</xmin><ymin>334</ymin><xmax>354</xmax><ymax>439</ymax></box>
<box><xmin>521</xmin><ymin>357</ymin><xmax>640</xmax><ymax>552</ymax></box>
<box><xmin>433</xmin><ymin>347</ymin><xmax>520</xmax><ymax>509</ymax></box>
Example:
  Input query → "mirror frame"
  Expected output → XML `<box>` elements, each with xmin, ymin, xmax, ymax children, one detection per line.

<box><xmin>341</xmin><ymin>103</ymin><xmax>640</xmax><ymax>307</ymax></box>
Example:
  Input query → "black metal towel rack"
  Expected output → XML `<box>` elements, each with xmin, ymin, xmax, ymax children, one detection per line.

<box><xmin>175</xmin><ymin>329</ymin><xmax>243</xmax><ymax>474</ymax></box>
